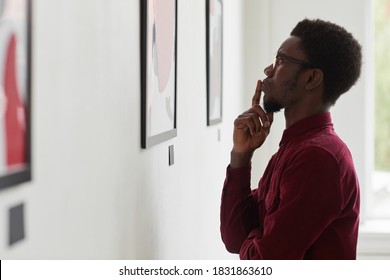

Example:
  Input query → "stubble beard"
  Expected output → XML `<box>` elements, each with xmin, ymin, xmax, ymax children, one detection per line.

<box><xmin>263</xmin><ymin>98</ymin><xmax>283</xmax><ymax>113</ymax></box>
<box><xmin>263</xmin><ymin>73</ymin><xmax>299</xmax><ymax>113</ymax></box>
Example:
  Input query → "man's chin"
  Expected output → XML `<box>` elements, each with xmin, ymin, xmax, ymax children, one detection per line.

<box><xmin>263</xmin><ymin>100</ymin><xmax>283</xmax><ymax>113</ymax></box>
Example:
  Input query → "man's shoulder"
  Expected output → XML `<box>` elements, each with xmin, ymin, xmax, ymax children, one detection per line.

<box><xmin>289</xmin><ymin>131</ymin><xmax>352</xmax><ymax>164</ymax></box>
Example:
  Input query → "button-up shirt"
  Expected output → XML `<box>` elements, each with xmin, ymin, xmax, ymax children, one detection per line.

<box><xmin>220</xmin><ymin>112</ymin><xmax>360</xmax><ymax>259</ymax></box>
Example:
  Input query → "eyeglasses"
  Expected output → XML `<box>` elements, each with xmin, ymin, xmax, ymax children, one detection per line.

<box><xmin>272</xmin><ymin>51</ymin><xmax>316</xmax><ymax>70</ymax></box>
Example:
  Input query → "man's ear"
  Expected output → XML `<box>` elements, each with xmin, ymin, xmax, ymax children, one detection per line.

<box><xmin>305</xmin><ymin>69</ymin><xmax>323</xmax><ymax>90</ymax></box>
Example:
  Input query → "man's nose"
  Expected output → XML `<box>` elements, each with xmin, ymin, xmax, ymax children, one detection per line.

<box><xmin>264</xmin><ymin>64</ymin><xmax>274</xmax><ymax>77</ymax></box>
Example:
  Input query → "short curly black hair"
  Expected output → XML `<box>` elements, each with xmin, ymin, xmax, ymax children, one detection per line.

<box><xmin>291</xmin><ymin>19</ymin><xmax>362</xmax><ymax>105</ymax></box>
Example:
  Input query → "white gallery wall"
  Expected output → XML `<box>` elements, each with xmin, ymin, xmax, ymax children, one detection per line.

<box><xmin>0</xmin><ymin>0</ymin><xmax>247</xmax><ymax>259</ymax></box>
<box><xmin>0</xmin><ymin>0</ymin><xmax>376</xmax><ymax>259</ymax></box>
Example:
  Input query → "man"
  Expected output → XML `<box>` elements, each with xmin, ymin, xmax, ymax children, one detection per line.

<box><xmin>220</xmin><ymin>19</ymin><xmax>362</xmax><ymax>259</ymax></box>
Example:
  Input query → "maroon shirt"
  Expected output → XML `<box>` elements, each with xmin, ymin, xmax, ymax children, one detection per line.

<box><xmin>220</xmin><ymin>113</ymin><xmax>360</xmax><ymax>259</ymax></box>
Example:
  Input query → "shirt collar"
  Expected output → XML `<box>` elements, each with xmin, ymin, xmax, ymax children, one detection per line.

<box><xmin>279</xmin><ymin>112</ymin><xmax>333</xmax><ymax>146</ymax></box>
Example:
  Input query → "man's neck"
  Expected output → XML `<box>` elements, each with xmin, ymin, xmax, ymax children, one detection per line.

<box><xmin>284</xmin><ymin>105</ymin><xmax>330</xmax><ymax>128</ymax></box>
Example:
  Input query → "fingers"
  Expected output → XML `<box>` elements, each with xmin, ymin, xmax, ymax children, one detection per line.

<box><xmin>251</xmin><ymin>105</ymin><xmax>270</xmax><ymax>129</ymax></box>
<box><xmin>252</xmin><ymin>80</ymin><xmax>262</xmax><ymax>106</ymax></box>
<box><xmin>235</xmin><ymin>105</ymin><xmax>271</xmax><ymax>136</ymax></box>
<box><xmin>234</xmin><ymin>114</ymin><xmax>260</xmax><ymax>136</ymax></box>
<box><xmin>267</xmin><ymin>111</ymin><xmax>274</xmax><ymax>126</ymax></box>
<box><xmin>235</xmin><ymin>79</ymin><xmax>273</xmax><ymax>137</ymax></box>
<box><xmin>251</xmin><ymin>79</ymin><xmax>274</xmax><ymax>128</ymax></box>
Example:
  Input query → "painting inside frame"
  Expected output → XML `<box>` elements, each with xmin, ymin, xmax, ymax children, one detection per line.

<box><xmin>0</xmin><ymin>0</ymin><xmax>31</xmax><ymax>190</ymax></box>
<box><xmin>206</xmin><ymin>0</ymin><xmax>223</xmax><ymax>126</ymax></box>
<box><xmin>141</xmin><ymin>0</ymin><xmax>177</xmax><ymax>149</ymax></box>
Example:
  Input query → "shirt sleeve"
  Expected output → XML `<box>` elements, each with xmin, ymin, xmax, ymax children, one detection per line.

<box><xmin>220</xmin><ymin>164</ymin><xmax>260</xmax><ymax>254</ymax></box>
<box><xmin>239</xmin><ymin>147</ymin><xmax>342</xmax><ymax>259</ymax></box>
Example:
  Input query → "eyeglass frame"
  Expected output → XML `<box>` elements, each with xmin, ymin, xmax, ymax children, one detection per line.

<box><xmin>272</xmin><ymin>51</ymin><xmax>317</xmax><ymax>70</ymax></box>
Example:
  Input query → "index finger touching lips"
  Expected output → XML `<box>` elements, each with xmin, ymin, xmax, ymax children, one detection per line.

<box><xmin>252</xmin><ymin>80</ymin><xmax>262</xmax><ymax>106</ymax></box>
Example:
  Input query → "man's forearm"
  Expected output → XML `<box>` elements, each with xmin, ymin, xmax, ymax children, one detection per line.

<box><xmin>220</xmin><ymin>164</ymin><xmax>258</xmax><ymax>254</ymax></box>
<box><xmin>230</xmin><ymin>150</ymin><xmax>254</xmax><ymax>169</ymax></box>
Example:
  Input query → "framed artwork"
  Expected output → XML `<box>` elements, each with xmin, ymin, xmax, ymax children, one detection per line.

<box><xmin>0</xmin><ymin>0</ymin><xmax>31</xmax><ymax>190</ymax></box>
<box><xmin>141</xmin><ymin>0</ymin><xmax>177</xmax><ymax>149</ymax></box>
<box><xmin>206</xmin><ymin>0</ymin><xmax>223</xmax><ymax>126</ymax></box>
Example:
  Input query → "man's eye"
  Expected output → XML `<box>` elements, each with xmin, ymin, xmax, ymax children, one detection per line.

<box><xmin>275</xmin><ymin>57</ymin><xmax>283</xmax><ymax>65</ymax></box>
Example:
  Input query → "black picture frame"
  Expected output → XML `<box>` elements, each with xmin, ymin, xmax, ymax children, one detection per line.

<box><xmin>206</xmin><ymin>0</ymin><xmax>223</xmax><ymax>126</ymax></box>
<box><xmin>0</xmin><ymin>0</ymin><xmax>32</xmax><ymax>190</ymax></box>
<box><xmin>140</xmin><ymin>0</ymin><xmax>177</xmax><ymax>149</ymax></box>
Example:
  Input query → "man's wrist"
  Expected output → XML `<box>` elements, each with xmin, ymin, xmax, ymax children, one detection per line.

<box><xmin>230</xmin><ymin>150</ymin><xmax>253</xmax><ymax>169</ymax></box>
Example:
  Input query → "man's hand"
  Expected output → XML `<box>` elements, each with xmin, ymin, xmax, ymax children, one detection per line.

<box><xmin>230</xmin><ymin>80</ymin><xmax>274</xmax><ymax>168</ymax></box>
